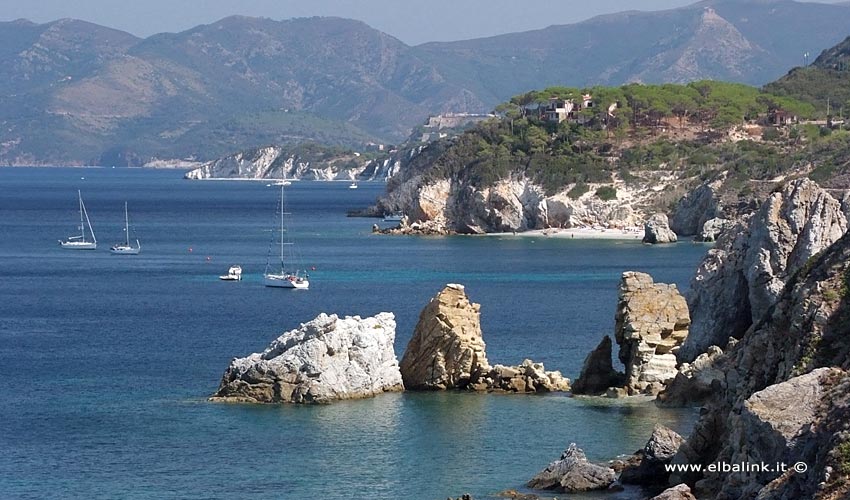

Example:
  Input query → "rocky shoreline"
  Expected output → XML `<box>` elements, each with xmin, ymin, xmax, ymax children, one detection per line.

<box><xmin>214</xmin><ymin>177</ymin><xmax>850</xmax><ymax>498</ymax></box>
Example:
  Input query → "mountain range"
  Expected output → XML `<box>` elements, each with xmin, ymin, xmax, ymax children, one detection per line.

<box><xmin>2</xmin><ymin>0</ymin><xmax>850</xmax><ymax>166</ymax></box>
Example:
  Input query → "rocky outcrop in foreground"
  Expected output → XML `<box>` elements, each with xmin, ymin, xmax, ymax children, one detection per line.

<box><xmin>667</xmin><ymin>228</ymin><xmax>850</xmax><ymax>498</ymax></box>
<box><xmin>679</xmin><ymin>178</ymin><xmax>848</xmax><ymax>362</ymax></box>
<box><xmin>573</xmin><ymin>272</ymin><xmax>689</xmax><ymax>396</ymax></box>
<box><xmin>616</xmin><ymin>272</ymin><xmax>690</xmax><ymax>395</ymax></box>
<box><xmin>619</xmin><ymin>424</ymin><xmax>685</xmax><ymax>486</ymax></box>
<box><xmin>643</xmin><ymin>213</ymin><xmax>678</xmax><ymax>244</ymax></box>
<box><xmin>399</xmin><ymin>284</ymin><xmax>570</xmax><ymax>393</ymax></box>
<box><xmin>211</xmin><ymin>313</ymin><xmax>404</xmax><ymax>403</ymax></box>
<box><xmin>527</xmin><ymin>444</ymin><xmax>616</xmax><ymax>493</ymax></box>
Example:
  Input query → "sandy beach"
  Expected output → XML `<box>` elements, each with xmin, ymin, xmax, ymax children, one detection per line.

<box><xmin>490</xmin><ymin>227</ymin><xmax>645</xmax><ymax>240</ymax></box>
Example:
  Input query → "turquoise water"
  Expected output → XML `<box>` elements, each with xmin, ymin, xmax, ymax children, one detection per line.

<box><xmin>0</xmin><ymin>168</ymin><xmax>708</xmax><ymax>499</ymax></box>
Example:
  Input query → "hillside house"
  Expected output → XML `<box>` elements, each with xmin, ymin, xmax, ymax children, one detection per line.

<box><xmin>542</xmin><ymin>98</ymin><xmax>576</xmax><ymax>123</ymax></box>
<box><xmin>767</xmin><ymin>108</ymin><xmax>798</xmax><ymax>126</ymax></box>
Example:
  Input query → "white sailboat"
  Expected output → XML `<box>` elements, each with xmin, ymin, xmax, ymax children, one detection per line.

<box><xmin>264</xmin><ymin>183</ymin><xmax>309</xmax><ymax>289</ymax></box>
<box><xmin>59</xmin><ymin>190</ymin><xmax>97</xmax><ymax>250</ymax></box>
<box><xmin>110</xmin><ymin>202</ymin><xmax>141</xmax><ymax>254</ymax></box>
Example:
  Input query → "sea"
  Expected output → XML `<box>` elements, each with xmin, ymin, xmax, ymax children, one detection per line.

<box><xmin>0</xmin><ymin>167</ymin><xmax>710</xmax><ymax>500</ymax></box>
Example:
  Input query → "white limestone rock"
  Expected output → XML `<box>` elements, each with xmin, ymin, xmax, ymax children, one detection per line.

<box><xmin>643</xmin><ymin>213</ymin><xmax>678</xmax><ymax>244</ymax></box>
<box><xmin>211</xmin><ymin>312</ymin><xmax>404</xmax><ymax>404</ymax></box>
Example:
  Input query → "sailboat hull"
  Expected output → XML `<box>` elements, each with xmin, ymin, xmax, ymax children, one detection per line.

<box><xmin>264</xmin><ymin>274</ymin><xmax>309</xmax><ymax>289</ymax></box>
<box><xmin>110</xmin><ymin>245</ymin><xmax>140</xmax><ymax>255</ymax></box>
<box><xmin>60</xmin><ymin>240</ymin><xmax>96</xmax><ymax>250</ymax></box>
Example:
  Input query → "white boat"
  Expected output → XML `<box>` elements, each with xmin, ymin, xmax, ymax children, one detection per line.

<box><xmin>264</xmin><ymin>183</ymin><xmax>310</xmax><ymax>289</ymax></box>
<box><xmin>383</xmin><ymin>212</ymin><xmax>404</xmax><ymax>222</ymax></box>
<box><xmin>110</xmin><ymin>202</ymin><xmax>141</xmax><ymax>255</ymax></box>
<box><xmin>59</xmin><ymin>190</ymin><xmax>97</xmax><ymax>250</ymax></box>
<box><xmin>349</xmin><ymin>182</ymin><xmax>358</xmax><ymax>189</ymax></box>
<box><xmin>219</xmin><ymin>265</ymin><xmax>243</xmax><ymax>281</ymax></box>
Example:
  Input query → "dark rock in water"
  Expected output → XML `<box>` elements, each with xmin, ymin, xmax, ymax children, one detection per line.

<box><xmin>571</xmin><ymin>335</ymin><xmax>624</xmax><ymax>395</ymax></box>
<box><xmin>493</xmin><ymin>490</ymin><xmax>538</xmax><ymax>499</ymax></box>
<box><xmin>619</xmin><ymin>425</ymin><xmax>685</xmax><ymax>485</ymax></box>
<box><xmin>650</xmin><ymin>484</ymin><xmax>697</xmax><ymax>500</ymax></box>
<box><xmin>527</xmin><ymin>443</ymin><xmax>615</xmax><ymax>493</ymax></box>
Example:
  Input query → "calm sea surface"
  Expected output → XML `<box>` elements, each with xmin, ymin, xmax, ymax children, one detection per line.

<box><xmin>0</xmin><ymin>168</ymin><xmax>709</xmax><ymax>499</ymax></box>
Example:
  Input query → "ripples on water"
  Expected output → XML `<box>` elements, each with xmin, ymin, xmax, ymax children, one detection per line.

<box><xmin>0</xmin><ymin>168</ymin><xmax>708</xmax><ymax>499</ymax></box>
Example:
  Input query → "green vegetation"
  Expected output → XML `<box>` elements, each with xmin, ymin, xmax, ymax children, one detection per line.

<box><xmin>595</xmin><ymin>186</ymin><xmax>617</xmax><ymax>201</ymax></box>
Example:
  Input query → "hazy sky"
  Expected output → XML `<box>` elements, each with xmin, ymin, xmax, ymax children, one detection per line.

<box><xmin>3</xmin><ymin>0</ymin><xmax>844</xmax><ymax>45</ymax></box>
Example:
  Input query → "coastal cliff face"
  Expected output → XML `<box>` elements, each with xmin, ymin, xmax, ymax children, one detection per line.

<box><xmin>211</xmin><ymin>313</ymin><xmax>404</xmax><ymax>403</ymax></box>
<box><xmin>184</xmin><ymin>144</ymin><xmax>395</xmax><ymax>181</ymax></box>
<box><xmin>668</xmin><ymin>229</ymin><xmax>850</xmax><ymax>499</ymax></box>
<box><xmin>679</xmin><ymin>178</ymin><xmax>848</xmax><ymax>362</ymax></box>
<box><xmin>377</xmin><ymin>174</ymin><xmax>648</xmax><ymax>234</ymax></box>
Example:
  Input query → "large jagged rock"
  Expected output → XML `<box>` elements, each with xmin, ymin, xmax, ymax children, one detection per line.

<box><xmin>668</xmin><ymin>229</ymin><xmax>850</xmax><ymax>499</ymax></box>
<box><xmin>615</xmin><ymin>272</ymin><xmax>690</xmax><ymax>395</ymax></box>
<box><xmin>679</xmin><ymin>178</ymin><xmax>848</xmax><ymax>362</ymax></box>
<box><xmin>400</xmin><ymin>284</ymin><xmax>569</xmax><ymax>393</ymax></box>
<box><xmin>643</xmin><ymin>213</ymin><xmax>678</xmax><ymax>244</ymax></box>
<box><xmin>527</xmin><ymin>444</ymin><xmax>616</xmax><ymax>493</ymax></box>
<box><xmin>210</xmin><ymin>313</ymin><xmax>404</xmax><ymax>404</ymax></box>
<box><xmin>620</xmin><ymin>425</ymin><xmax>685</xmax><ymax>485</ymax></box>
<box><xmin>670</xmin><ymin>174</ymin><xmax>725</xmax><ymax>237</ymax></box>
<box><xmin>571</xmin><ymin>335</ymin><xmax>624</xmax><ymax>395</ymax></box>
<box><xmin>400</xmin><ymin>284</ymin><xmax>490</xmax><ymax>389</ymax></box>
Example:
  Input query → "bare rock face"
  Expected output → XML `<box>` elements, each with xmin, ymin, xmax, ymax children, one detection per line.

<box><xmin>615</xmin><ymin>272</ymin><xmax>690</xmax><ymax>395</ymax></box>
<box><xmin>211</xmin><ymin>313</ymin><xmax>404</xmax><ymax>404</ymax></box>
<box><xmin>571</xmin><ymin>335</ymin><xmax>625</xmax><ymax>395</ymax></box>
<box><xmin>643</xmin><ymin>213</ymin><xmax>678</xmax><ymax>244</ymax></box>
<box><xmin>527</xmin><ymin>444</ymin><xmax>616</xmax><ymax>493</ymax></box>
<box><xmin>400</xmin><ymin>284</ymin><xmax>489</xmax><ymax>389</ymax></box>
<box><xmin>680</xmin><ymin>178</ymin><xmax>848</xmax><ymax>362</ymax></box>
<box><xmin>668</xmin><ymin>230</ymin><xmax>850</xmax><ymax>498</ymax></box>
<box><xmin>400</xmin><ymin>284</ymin><xmax>569</xmax><ymax>393</ymax></box>
<box><xmin>670</xmin><ymin>174</ymin><xmax>724</xmax><ymax>237</ymax></box>
<box><xmin>698</xmin><ymin>217</ymin><xmax>734</xmax><ymax>242</ymax></box>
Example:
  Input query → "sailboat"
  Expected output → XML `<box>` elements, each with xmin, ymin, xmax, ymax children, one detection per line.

<box><xmin>110</xmin><ymin>202</ymin><xmax>141</xmax><ymax>255</ymax></box>
<box><xmin>348</xmin><ymin>181</ymin><xmax>358</xmax><ymax>189</ymax></box>
<box><xmin>264</xmin><ymin>183</ymin><xmax>309</xmax><ymax>289</ymax></box>
<box><xmin>59</xmin><ymin>190</ymin><xmax>97</xmax><ymax>250</ymax></box>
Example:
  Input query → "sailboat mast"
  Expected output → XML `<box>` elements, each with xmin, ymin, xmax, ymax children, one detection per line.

<box><xmin>280</xmin><ymin>184</ymin><xmax>284</xmax><ymax>265</ymax></box>
<box><xmin>78</xmin><ymin>190</ymin><xmax>85</xmax><ymax>239</ymax></box>
<box><xmin>81</xmin><ymin>193</ymin><xmax>96</xmax><ymax>243</ymax></box>
<box><xmin>124</xmin><ymin>202</ymin><xmax>130</xmax><ymax>246</ymax></box>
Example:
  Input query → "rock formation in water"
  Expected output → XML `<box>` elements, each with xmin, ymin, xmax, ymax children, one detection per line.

<box><xmin>665</xmin><ymin>227</ymin><xmax>850</xmax><ymax>498</ymax></box>
<box><xmin>527</xmin><ymin>443</ymin><xmax>616</xmax><ymax>493</ymax></box>
<box><xmin>399</xmin><ymin>284</ymin><xmax>570</xmax><ymax>392</ymax></box>
<box><xmin>650</xmin><ymin>484</ymin><xmax>697</xmax><ymax>500</ymax></box>
<box><xmin>571</xmin><ymin>335</ymin><xmax>624</xmax><ymax>395</ymax></box>
<box><xmin>619</xmin><ymin>424</ymin><xmax>685</xmax><ymax>486</ymax></box>
<box><xmin>211</xmin><ymin>313</ymin><xmax>404</xmax><ymax>403</ymax></box>
<box><xmin>679</xmin><ymin>178</ymin><xmax>848</xmax><ymax>362</ymax></box>
<box><xmin>643</xmin><ymin>213</ymin><xmax>678</xmax><ymax>244</ymax></box>
<box><xmin>615</xmin><ymin>272</ymin><xmax>690</xmax><ymax>395</ymax></box>
<box><xmin>573</xmin><ymin>272</ymin><xmax>689</xmax><ymax>397</ymax></box>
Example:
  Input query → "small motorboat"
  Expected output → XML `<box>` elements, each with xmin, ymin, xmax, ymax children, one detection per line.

<box><xmin>219</xmin><ymin>265</ymin><xmax>243</xmax><ymax>281</ymax></box>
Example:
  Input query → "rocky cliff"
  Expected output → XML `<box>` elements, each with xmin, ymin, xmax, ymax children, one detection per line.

<box><xmin>399</xmin><ymin>284</ymin><xmax>570</xmax><ymax>392</ymax></box>
<box><xmin>211</xmin><ymin>312</ymin><xmax>404</xmax><ymax>403</ymax></box>
<box><xmin>679</xmin><ymin>178</ymin><xmax>848</xmax><ymax>362</ymax></box>
<box><xmin>376</xmin><ymin>173</ymin><xmax>650</xmax><ymax>234</ymax></box>
<box><xmin>662</xmin><ymin>216</ymin><xmax>850</xmax><ymax>498</ymax></box>
<box><xmin>185</xmin><ymin>144</ymin><xmax>395</xmax><ymax>181</ymax></box>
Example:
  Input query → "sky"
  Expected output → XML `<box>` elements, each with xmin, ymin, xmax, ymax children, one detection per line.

<box><xmin>2</xmin><ymin>0</ymin><xmax>844</xmax><ymax>45</ymax></box>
